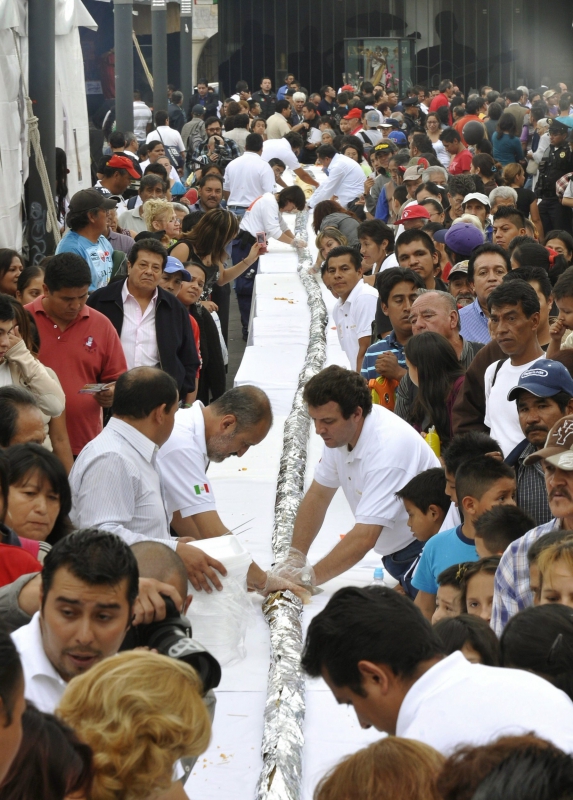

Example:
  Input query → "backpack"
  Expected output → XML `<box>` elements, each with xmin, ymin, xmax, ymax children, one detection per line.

<box><xmin>156</xmin><ymin>130</ymin><xmax>183</xmax><ymax>171</ymax></box>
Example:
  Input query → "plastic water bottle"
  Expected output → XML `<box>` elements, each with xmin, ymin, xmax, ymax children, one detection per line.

<box><xmin>372</xmin><ymin>566</ymin><xmax>385</xmax><ymax>586</ymax></box>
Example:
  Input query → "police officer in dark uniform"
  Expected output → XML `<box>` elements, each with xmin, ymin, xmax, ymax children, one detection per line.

<box><xmin>402</xmin><ymin>97</ymin><xmax>426</xmax><ymax>136</ymax></box>
<box><xmin>536</xmin><ymin>118</ymin><xmax>573</xmax><ymax>234</ymax></box>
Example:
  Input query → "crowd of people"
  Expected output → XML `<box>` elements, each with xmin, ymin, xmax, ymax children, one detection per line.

<box><xmin>3</xmin><ymin>72</ymin><xmax>573</xmax><ymax>798</ymax></box>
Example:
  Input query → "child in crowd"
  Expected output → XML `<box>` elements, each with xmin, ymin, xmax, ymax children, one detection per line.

<box><xmin>537</xmin><ymin>539</ymin><xmax>573</xmax><ymax>608</ymax></box>
<box><xmin>433</xmin><ymin>614</ymin><xmax>500</xmax><ymax>666</ymax></box>
<box><xmin>473</xmin><ymin>504</ymin><xmax>535</xmax><ymax>558</ymax></box>
<box><xmin>412</xmin><ymin>456</ymin><xmax>515</xmax><ymax>619</ymax></box>
<box><xmin>395</xmin><ymin>468</ymin><xmax>451</xmax><ymax>542</ymax></box>
<box><xmin>441</xmin><ymin>431</ymin><xmax>503</xmax><ymax>505</ymax></box>
<box><xmin>460</xmin><ymin>556</ymin><xmax>501</xmax><ymax>623</ymax></box>
<box><xmin>433</xmin><ymin>563</ymin><xmax>466</xmax><ymax>624</ymax></box>
<box><xmin>526</xmin><ymin>530</ymin><xmax>573</xmax><ymax>599</ymax></box>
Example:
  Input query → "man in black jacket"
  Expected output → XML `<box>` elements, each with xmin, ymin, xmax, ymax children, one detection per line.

<box><xmin>251</xmin><ymin>77</ymin><xmax>277</xmax><ymax>120</ymax></box>
<box><xmin>87</xmin><ymin>239</ymin><xmax>199</xmax><ymax>404</ymax></box>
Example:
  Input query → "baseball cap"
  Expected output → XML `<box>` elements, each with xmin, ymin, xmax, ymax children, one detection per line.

<box><xmin>164</xmin><ymin>256</ymin><xmax>191</xmax><ymax>281</ymax></box>
<box><xmin>343</xmin><ymin>107</ymin><xmax>362</xmax><ymax>120</ymax></box>
<box><xmin>508</xmin><ymin>358</ymin><xmax>573</xmax><ymax>402</ymax></box>
<box><xmin>395</xmin><ymin>204</ymin><xmax>431</xmax><ymax>224</ymax></box>
<box><xmin>380</xmin><ymin>118</ymin><xmax>401</xmax><ymax>129</ymax></box>
<box><xmin>543</xmin><ymin>89</ymin><xmax>557</xmax><ymax>100</ymax></box>
<box><xmin>107</xmin><ymin>154</ymin><xmax>141</xmax><ymax>180</ymax></box>
<box><xmin>403</xmin><ymin>165</ymin><xmax>425</xmax><ymax>181</ymax></box>
<box><xmin>462</xmin><ymin>192</ymin><xmax>491</xmax><ymax>208</ymax></box>
<box><xmin>433</xmin><ymin>223</ymin><xmax>485</xmax><ymax>255</ymax></box>
<box><xmin>192</xmin><ymin>104</ymin><xmax>205</xmax><ymax>115</ymax></box>
<box><xmin>365</xmin><ymin>110</ymin><xmax>381</xmax><ymax>126</ymax></box>
<box><xmin>524</xmin><ymin>414</ymin><xmax>573</xmax><ymax>469</ymax></box>
<box><xmin>373</xmin><ymin>141</ymin><xmax>394</xmax><ymax>154</ymax></box>
<box><xmin>387</xmin><ymin>130</ymin><xmax>407</xmax><ymax>145</ymax></box>
<box><xmin>448</xmin><ymin>260</ymin><xmax>469</xmax><ymax>278</ymax></box>
<box><xmin>68</xmin><ymin>188</ymin><xmax>117</xmax><ymax>213</ymax></box>
<box><xmin>341</xmin><ymin>84</ymin><xmax>355</xmax><ymax>92</ymax></box>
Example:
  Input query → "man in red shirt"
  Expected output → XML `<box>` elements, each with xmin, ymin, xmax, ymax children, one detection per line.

<box><xmin>453</xmin><ymin>98</ymin><xmax>485</xmax><ymax>145</ymax></box>
<box><xmin>440</xmin><ymin>128</ymin><xmax>473</xmax><ymax>174</ymax></box>
<box><xmin>342</xmin><ymin>107</ymin><xmax>363</xmax><ymax>134</ymax></box>
<box><xmin>26</xmin><ymin>253</ymin><xmax>127</xmax><ymax>456</ymax></box>
<box><xmin>428</xmin><ymin>79</ymin><xmax>454</xmax><ymax>124</ymax></box>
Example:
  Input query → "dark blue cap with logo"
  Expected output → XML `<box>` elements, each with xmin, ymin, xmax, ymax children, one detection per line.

<box><xmin>507</xmin><ymin>358</ymin><xmax>573</xmax><ymax>401</ymax></box>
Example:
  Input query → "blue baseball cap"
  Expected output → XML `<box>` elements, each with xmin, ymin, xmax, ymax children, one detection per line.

<box><xmin>164</xmin><ymin>256</ymin><xmax>190</xmax><ymax>281</ymax></box>
<box><xmin>387</xmin><ymin>130</ymin><xmax>407</xmax><ymax>145</ymax></box>
<box><xmin>507</xmin><ymin>358</ymin><xmax>573</xmax><ymax>401</ymax></box>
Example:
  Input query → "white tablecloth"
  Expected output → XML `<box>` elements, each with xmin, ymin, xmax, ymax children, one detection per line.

<box><xmin>186</xmin><ymin>201</ymin><xmax>377</xmax><ymax>800</ymax></box>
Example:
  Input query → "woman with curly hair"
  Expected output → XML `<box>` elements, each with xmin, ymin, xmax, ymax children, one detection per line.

<box><xmin>58</xmin><ymin>650</ymin><xmax>211</xmax><ymax>800</ymax></box>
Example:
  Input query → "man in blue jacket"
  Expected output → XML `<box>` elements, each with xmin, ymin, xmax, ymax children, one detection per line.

<box><xmin>87</xmin><ymin>238</ymin><xmax>200</xmax><ymax>404</ymax></box>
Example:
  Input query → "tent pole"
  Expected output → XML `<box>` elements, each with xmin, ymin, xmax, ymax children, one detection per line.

<box><xmin>114</xmin><ymin>0</ymin><xmax>134</xmax><ymax>133</ymax></box>
<box><xmin>152</xmin><ymin>0</ymin><xmax>168</xmax><ymax>115</ymax></box>
<box><xmin>180</xmin><ymin>0</ymin><xmax>193</xmax><ymax>105</ymax></box>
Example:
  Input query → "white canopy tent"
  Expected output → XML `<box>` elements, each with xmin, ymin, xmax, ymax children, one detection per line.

<box><xmin>0</xmin><ymin>0</ymin><xmax>95</xmax><ymax>250</ymax></box>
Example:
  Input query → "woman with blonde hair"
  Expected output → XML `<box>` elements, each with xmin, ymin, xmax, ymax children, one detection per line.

<box><xmin>58</xmin><ymin>650</ymin><xmax>211</xmax><ymax>800</ymax></box>
<box><xmin>169</xmin><ymin>207</ymin><xmax>260</xmax><ymax>311</ymax></box>
<box><xmin>314</xmin><ymin>737</ymin><xmax>444</xmax><ymax>800</ymax></box>
<box><xmin>313</xmin><ymin>227</ymin><xmax>348</xmax><ymax>272</ymax></box>
<box><xmin>143</xmin><ymin>199</ymin><xmax>181</xmax><ymax>247</ymax></box>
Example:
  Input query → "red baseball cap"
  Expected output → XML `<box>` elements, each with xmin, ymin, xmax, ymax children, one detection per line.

<box><xmin>395</xmin><ymin>204</ymin><xmax>431</xmax><ymax>224</ymax></box>
<box><xmin>343</xmin><ymin>107</ymin><xmax>362</xmax><ymax>120</ymax></box>
<box><xmin>107</xmin><ymin>154</ymin><xmax>141</xmax><ymax>179</ymax></box>
<box><xmin>341</xmin><ymin>84</ymin><xmax>355</xmax><ymax>92</ymax></box>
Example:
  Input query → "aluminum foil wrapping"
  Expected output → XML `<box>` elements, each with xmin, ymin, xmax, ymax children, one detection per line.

<box><xmin>255</xmin><ymin>209</ymin><xmax>328</xmax><ymax>800</ymax></box>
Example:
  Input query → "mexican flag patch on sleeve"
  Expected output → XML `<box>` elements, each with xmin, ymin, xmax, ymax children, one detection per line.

<box><xmin>194</xmin><ymin>483</ymin><xmax>210</xmax><ymax>495</ymax></box>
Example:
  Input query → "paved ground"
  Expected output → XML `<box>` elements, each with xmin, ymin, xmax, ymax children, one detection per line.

<box><xmin>226</xmin><ymin>291</ymin><xmax>246</xmax><ymax>389</ymax></box>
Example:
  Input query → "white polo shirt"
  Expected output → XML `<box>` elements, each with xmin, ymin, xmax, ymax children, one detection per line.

<box><xmin>146</xmin><ymin>126</ymin><xmax>185</xmax><ymax>153</ymax></box>
<box><xmin>223</xmin><ymin>151</ymin><xmax>276</xmax><ymax>207</ymax></box>
<box><xmin>484</xmin><ymin>356</ymin><xmax>541</xmax><ymax>457</ymax></box>
<box><xmin>397</xmin><ymin>651</ymin><xmax>573</xmax><ymax>754</ymax></box>
<box><xmin>239</xmin><ymin>193</ymin><xmax>289</xmax><ymax>241</ymax></box>
<box><xmin>332</xmin><ymin>280</ymin><xmax>378</xmax><ymax>371</ymax></box>
<box><xmin>11</xmin><ymin>613</ymin><xmax>67</xmax><ymax>713</ymax></box>
<box><xmin>156</xmin><ymin>402</ymin><xmax>218</xmax><ymax>519</ymax></box>
<box><xmin>262</xmin><ymin>138</ymin><xmax>301</xmax><ymax>171</ymax></box>
<box><xmin>313</xmin><ymin>405</ymin><xmax>439</xmax><ymax>555</ymax></box>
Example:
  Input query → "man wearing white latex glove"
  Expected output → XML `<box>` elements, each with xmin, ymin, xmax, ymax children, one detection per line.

<box><xmin>231</xmin><ymin>184</ymin><xmax>308</xmax><ymax>339</ymax></box>
<box><xmin>158</xmin><ymin>384</ymin><xmax>304</xmax><ymax>597</ymax></box>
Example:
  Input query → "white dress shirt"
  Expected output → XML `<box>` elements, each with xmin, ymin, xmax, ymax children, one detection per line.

<box><xmin>11</xmin><ymin>613</ymin><xmax>67</xmax><ymax>713</ymax></box>
<box><xmin>261</xmin><ymin>139</ymin><xmax>301</xmax><ymax>171</ymax></box>
<box><xmin>308</xmin><ymin>153</ymin><xmax>366</xmax><ymax>209</ymax></box>
<box><xmin>314</xmin><ymin>405</ymin><xmax>439</xmax><ymax>556</ymax></box>
<box><xmin>223</xmin><ymin>151</ymin><xmax>276</xmax><ymax>207</ymax></box>
<box><xmin>120</xmin><ymin>280</ymin><xmax>160</xmax><ymax>370</ymax></box>
<box><xmin>239</xmin><ymin>192</ymin><xmax>289</xmax><ymax>241</ymax></box>
<box><xmin>156</xmin><ymin>402</ymin><xmax>218</xmax><ymax>519</ymax></box>
<box><xmin>397</xmin><ymin>651</ymin><xmax>573</xmax><ymax>754</ymax></box>
<box><xmin>332</xmin><ymin>280</ymin><xmax>378</xmax><ymax>370</ymax></box>
<box><xmin>69</xmin><ymin>417</ymin><xmax>176</xmax><ymax>550</ymax></box>
<box><xmin>146</xmin><ymin>126</ymin><xmax>185</xmax><ymax>153</ymax></box>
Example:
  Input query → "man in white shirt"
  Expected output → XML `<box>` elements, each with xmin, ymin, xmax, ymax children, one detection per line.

<box><xmin>157</xmin><ymin>385</ymin><xmax>308</xmax><ymax>598</ymax></box>
<box><xmin>301</xmin><ymin>585</ymin><xmax>573</xmax><ymax>754</ymax></box>
<box><xmin>232</xmin><ymin>186</ymin><xmax>307</xmax><ymax>336</ymax></box>
<box><xmin>133</xmin><ymin>91</ymin><xmax>152</xmax><ymax>143</ymax></box>
<box><xmin>223</xmin><ymin>132</ymin><xmax>275</xmax><ymax>216</ymax></box>
<box><xmin>70</xmin><ymin>367</ymin><xmax>224</xmax><ymax>589</ymax></box>
<box><xmin>308</xmin><ymin>144</ymin><xmax>366</xmax><ymax>209</ymax></box>
<box><xmin>484</xmin><ymin>280</ymin><xmax>544</xmax><ymax>457</ymax></box>
<box><xmin>145</xmin><ymin>110</ymin><xmax>186</xmax><ymax>158</ymax></box>
<box><xmin>327</xmin><ymin>247</ymin><xmax>378</xmax><ymax>372</ymax></box>
<box><xmin>287</xmin><ymin>366</ymin><xmax>439</xmax><ymax>595</ymax></box>
<box><xmin>261</xmin><ymin>133</ymin><xmax>319</xmax><ymax>188</ymax></box>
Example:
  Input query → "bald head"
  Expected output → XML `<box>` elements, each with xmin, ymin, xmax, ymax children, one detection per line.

<box><xmin>410</xmin><ymin>290</ymin><xmax>461</xmax><ymax>337</ymax></box>
<box><xmin>131</xmin><ymin>541</ymin><xmax>188</xmax><ymax>600</ymax></box>
<box><xmin>210</xmin><ymin>385</ymin><xmax>273</xmax><ymax>432</ymax></box>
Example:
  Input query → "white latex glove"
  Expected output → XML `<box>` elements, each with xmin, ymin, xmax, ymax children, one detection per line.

<box><xmin>272</xmin><ymin>548</ymin><xmax>317</xmax><ymax>591</ymax></box>
<box><xmin>291</xmin><ymin>237</ymin><xmax>307</xmax><ymax>249</ymax></box>
<box><xmin>255</xmin><ymin>571</ymin><xmax>312</xmax><ymax>603</ymax></box>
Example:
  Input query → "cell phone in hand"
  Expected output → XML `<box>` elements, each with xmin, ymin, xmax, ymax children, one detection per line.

<box><xmin>256</xmin><ymin>231</ymin><xmax>268</xmax><ymax>254</ymax></box>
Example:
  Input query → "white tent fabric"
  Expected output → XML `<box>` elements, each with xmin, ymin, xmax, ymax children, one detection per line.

<box><xmin>0</xmin><ymin>0</ymin><xmax>95</xmax><ymax>249</ymax></box>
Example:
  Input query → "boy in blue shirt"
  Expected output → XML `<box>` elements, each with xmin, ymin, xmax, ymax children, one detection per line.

<box><xmin>413</xmin><ymin>456</ymin><xmax>516</xmax><ymax>619</ymax></box>
<box><xmin>361</xmin><ymin>267</ymin><xmax>424</xmax><ymax>383</ymax></box>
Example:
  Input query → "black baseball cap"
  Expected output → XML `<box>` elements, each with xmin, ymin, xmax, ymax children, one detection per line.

<box><xmin>68</xmin><ymin>188</ymin><xmax>117</xmax><ymax>213</ymax></box>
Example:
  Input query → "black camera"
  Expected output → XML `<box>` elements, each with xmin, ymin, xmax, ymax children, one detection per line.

<box><xmin>121</xmin><ymin>596</ymin><xmax>222</xmax><ymax>692</ymax></box>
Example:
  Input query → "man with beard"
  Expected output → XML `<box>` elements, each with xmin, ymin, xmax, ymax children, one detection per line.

<box><xmin>505</xmin><ymin>359</ymin><xmax>573</xmax><ymax>526</ymax></box>
<box><xmin>156</xmin><ymin>385</ymin><xmax>305</xmax><ymax>596</ymax></box>
<box><xmin>492</xmin><ymin>412</ymin><xmax>573</xmax><ymax>634</ymax></box>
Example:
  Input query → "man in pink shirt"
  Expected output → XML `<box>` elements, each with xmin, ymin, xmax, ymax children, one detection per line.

<box><xmin>429</xmin><ymin>79</ymin><xmax>454</xmax><ymax>125</ymax></box>
<box><xmin>440</xmin><ymin>128</ymin><xmax>473</xmax><ymax>174</ymax></box>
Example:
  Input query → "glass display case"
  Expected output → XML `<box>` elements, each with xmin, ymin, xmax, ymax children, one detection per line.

<box><xmin>343</xmin><ymin>38</ymin><xmax>415</xmax><ymax>94</ymax></box>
